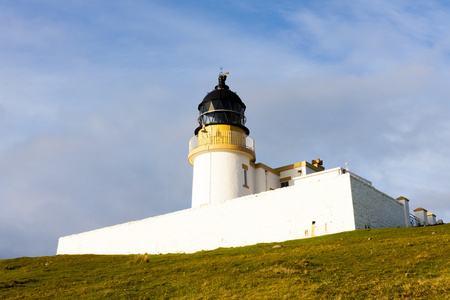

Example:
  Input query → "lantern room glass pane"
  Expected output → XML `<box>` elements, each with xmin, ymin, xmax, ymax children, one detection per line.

<box><xmin>217</xmin><ymin>112</ymin><xmax>226</xmax><ymax>122</ymax></box>
<box><xmin>210</xmin><ymin>100</ymin><xmax>218</xmax><ymax>110</ymax></box>
<box><xmin>222</xmin><ymin>100</ymin><xmax>231</xmax><ymax>110</ymax></box>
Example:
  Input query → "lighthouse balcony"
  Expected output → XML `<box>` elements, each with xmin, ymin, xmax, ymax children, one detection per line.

<box><xmin>188</xmin><ymin>130</ymin><xmax>255</xmax><ymax>165</ymax></box>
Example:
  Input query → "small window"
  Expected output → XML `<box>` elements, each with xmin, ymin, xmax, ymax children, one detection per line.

<box><xmin>242</xmin><ymin>164</ymin><xmax>249</xmax><ymax>189</ymax></box>
<box><xmin>280</xmin><ymin>176</ymin><xmax>291</xmax><ymax>188</ymax></box>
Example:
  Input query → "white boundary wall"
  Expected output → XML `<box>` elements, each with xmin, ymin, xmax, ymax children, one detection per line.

<box><xmin>57</xmin><ymin>170</ymin><xmax>405</xmax><ymax>255</ymax></box>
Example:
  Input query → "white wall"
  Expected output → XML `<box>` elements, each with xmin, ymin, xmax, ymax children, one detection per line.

<box><xmin>291</xmin><ymin>169</ymin><xmax>357</xmax><ymax>236</ymax></box>
<box><xmin>253</xmin><ymin>167</ymin><xmax>266</xmax><ymax>193</ymax></box>
<box><xmin>57</xmin><ymin>168</ymin><xmax>406</xmax><ymax>255</ymax></box>
<box><xmin>58</xmin><ymin>169</ymin><xmax>357</xmax><ymax>255</ymax></box>
<box><xmin>350</xmin><ymin>175</ymin><xmax>405</xmax><ymax>229</ymax></box>
<box><xmin>427</xmin><ymin>214</ymin><xmax>436</xmax><ymax>225</ymax></box>
<box><xmin>414</xmin><ymin>209</ymin><xmax>428</xmax><ymax>226</ymax></box>
<box><xmin>253</xmin><ymin>166</ymin><xmax>280</xmax><ymax>193</ymax></box>
<box><xmin>396</xmin><ymin>198</ymin><xmax>410</xmax><ymax>227</ymax></box>
<box><xmin>280</xmin><ymin>167</ymin><xmax>301</xmax><ymax>187</ymax></box>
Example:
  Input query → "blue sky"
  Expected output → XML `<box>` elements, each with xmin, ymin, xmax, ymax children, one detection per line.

<box><xmin>1</xmin><ymin>0</ymin><xmax>449</xmax><ymax>259</ymax></box>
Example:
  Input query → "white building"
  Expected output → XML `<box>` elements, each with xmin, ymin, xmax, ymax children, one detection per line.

<box><xmin>57</xmin><ymin>73</ymin><xmax>419</xmax><ymax>255</ymax></box>
<box><xmin>427</xmin><ymin>212</ymin><xmax>437</xmax><ymax>225</ymax></box>
<box><xmin>414</xmin><ymin>207</ymin><xmax>428</xmax><ymax>226</ymax></box>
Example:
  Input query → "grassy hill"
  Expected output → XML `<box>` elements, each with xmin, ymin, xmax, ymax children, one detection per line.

<box><xmin>1</xmin><ymin>224</ymin><xmax>449</xmax><ymax>299</ymax></box>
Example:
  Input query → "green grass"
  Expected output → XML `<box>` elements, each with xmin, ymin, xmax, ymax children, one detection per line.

<box><xmin>1</xmin><ymin>224</ymin><xmax>449</xmax><ymax>299</ymax></box>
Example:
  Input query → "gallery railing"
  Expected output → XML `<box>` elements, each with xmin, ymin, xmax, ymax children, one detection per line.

<box><xmin>189</xmin><ymin>130</ymin><xmax>255</xmax><ymax>153</ymax></box>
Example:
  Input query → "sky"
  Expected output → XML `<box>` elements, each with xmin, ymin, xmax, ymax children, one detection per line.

<box><xmin>1</xmin><ymin>0</ymin><xmax>449</xmax><ymax>259</ymax></box>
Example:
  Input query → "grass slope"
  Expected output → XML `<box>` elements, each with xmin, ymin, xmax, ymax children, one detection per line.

<box><xmin>1</xmin><ymin>224</ymin><xmax>449</xmax><ymax>299</ymax></box>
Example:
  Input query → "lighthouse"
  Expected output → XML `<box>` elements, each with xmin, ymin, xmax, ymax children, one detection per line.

<box><xmin>188</xmin><ymin>73</ymin><xmax>256</xmax><ymax>208</ymax></box>
<box><xmin>57</xmin><ymin>72</ymin><xmax>417</xmax><ymax>256</ymax></box>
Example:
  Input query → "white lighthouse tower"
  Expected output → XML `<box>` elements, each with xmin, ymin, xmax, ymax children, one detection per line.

<box><xmin>188</xmin><ymin>73</ymin><xmax>256</xmax><ymax>208</ymax></box>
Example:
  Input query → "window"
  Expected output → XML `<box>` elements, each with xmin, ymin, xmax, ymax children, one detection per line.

<box><xmin>242</xmin><ymin>164</ymin><xmax>249</xmax><ymax>189</ymax></box>
<box><xmin>280</xmin><ymin>176</ymin><xmax>291</xmax><ymax>188</ymax></box>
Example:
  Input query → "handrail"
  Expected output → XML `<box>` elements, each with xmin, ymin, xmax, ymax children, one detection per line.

<box><xmin>409</xmin><ymin>213</ymin><xmax>421</xmax><ymax>227</ymax></box>
<box><xmin>189</xmin><ymin>130</ymin><xmax>255</xmax><ymax>152</ymax></box>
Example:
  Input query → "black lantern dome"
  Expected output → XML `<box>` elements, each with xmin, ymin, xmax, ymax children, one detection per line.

<box><xmin>195</xmin><ymin>74</ymin><xmax>249</xmax><ymax>135</ymax></box>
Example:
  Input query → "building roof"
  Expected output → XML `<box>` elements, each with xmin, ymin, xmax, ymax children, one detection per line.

<box><xmin>413</xmin><ymin>207</ymin><xmax>427</xmax><ymax>212</ymax></box>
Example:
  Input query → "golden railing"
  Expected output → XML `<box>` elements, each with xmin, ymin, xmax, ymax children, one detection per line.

<box><xmin>189</xmin><ymin>130</ymin><xmax>255</xmax><ymax>152</ymax></box>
